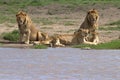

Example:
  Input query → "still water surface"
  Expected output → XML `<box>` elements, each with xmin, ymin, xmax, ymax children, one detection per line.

<box><xmin>0</xmin><ymin>48</ymin><xmax>120</xmax><ymax>80</ymax></box>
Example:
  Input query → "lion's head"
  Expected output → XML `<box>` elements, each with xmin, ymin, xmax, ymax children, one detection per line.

<box><xmin>86</xmin><ymin>9</ymin><xmax>99</xmax><ymax>29</ymax></box>
<box><xmin>75</xmin><ymin>29</ymin><xmax>89</xmax><ymax>37</ymax></box>
<box><xmin>16</xmin><ymin>11</ymin><xmax>27</xmax><ymax>25</ymax></box>
<box><xmin>16</xmin><ymin>11</ymin><xmax>32</xmax><ymax>26</ymax></box>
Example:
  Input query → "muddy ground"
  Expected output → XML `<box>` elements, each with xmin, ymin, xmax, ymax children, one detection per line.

<box><xmin>0</xmin><ymin>3</ymin><xmax>120</xmax><ymax>47</ymax></box>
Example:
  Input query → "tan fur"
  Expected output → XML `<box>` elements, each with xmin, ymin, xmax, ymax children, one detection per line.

<box><xmin>88</xmin><ymin>32</ymin><xmax>99</xmax><ymax>44</ymax></box>
<box><xmin>16</xmin><ymin>11</ymin><xmax>48</xmax><ymax>44</ymax></box>
<box><xmin>72</xmin><ymin>29</ymin><xmax>89</xmax><ymax>44</ymax></box>
<box><xmin>84</xmin><ymin>32</ymin><xmax>99</xmax><ymax>45</ymax></box>
<box><xmin>34</xmin><ymin>34</ymin><xmax>73</xmax><ymax>47</ymax></box>
<box><xmin>75</xmin><ymin>9</ymin><xmax>99</xmax><ymax>33</ymax></box>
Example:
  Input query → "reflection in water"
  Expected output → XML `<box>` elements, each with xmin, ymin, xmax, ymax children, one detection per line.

<box><xmin>0</xmin><ymin>48</ymin><xmax>120</xmax><ymax>80</ymax></box>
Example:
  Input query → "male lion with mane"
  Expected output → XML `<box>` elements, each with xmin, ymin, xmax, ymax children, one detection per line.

<box><xmin>77</xmin><ymin>9</ymin><xmax>99</xmax><ymax>32</ymax></box>
<box><xmin>16</xmin><ymin>11</ymin><xmax>48</xmax><ymax>44</ymax></box>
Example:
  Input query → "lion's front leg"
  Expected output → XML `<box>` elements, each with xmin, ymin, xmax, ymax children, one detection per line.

<box><xmin>24</xmin><ymin>29</ymin><xmax>31</xmax><ymax>44</ymax></box>
<box><xmin>92</xmin><ymin>35</ymin><xmax>99</xmax><ymax>44</ymax></box>
<box><xmin>54</xmin><ymin>38</ymin><xmax>65</xmax><ymax>47</ymax></box>
<box><xmin>19</xmin><ymin>31</ymin><xmax>25</xmax><ymax>43</ymax></box>
<box><xmin>19</xmin><ymin>32</ymin><xmax>23</xmax><ymax>42</ymax></box>
<box><xmin>83</xmin><ymin>37</ymin><xmax>97</xmax><ymax>45</ymax></box>
<box><xmin>37</xmin><ymin>32</ymin><xmax>44</xmax><ymax>41</ymax></box>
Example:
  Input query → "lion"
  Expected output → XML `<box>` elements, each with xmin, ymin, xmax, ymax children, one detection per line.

<box><xmin>34</xmin><ymin>34</ymin><xmax>72</xmax><ymax>47</ymax></box>
<box><xmin>73</xmin><ymin>29</ymin><xmax>89</xmax><ymax>44</ymax></box>
<box><xmin>16</xmin><ymin>11</ymin><xmax>48</xmax><ymax>44</ymax></box>
<box><xmin>73</xmin><ymin>29</ymin><xmax>99</xmax><ymax>45</ymax></box>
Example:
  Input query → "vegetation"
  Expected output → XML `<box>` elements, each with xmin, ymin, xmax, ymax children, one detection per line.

<box><xmin>34</xmin><ymin>44</ymin><xmax>48</xmax><ymax>49</ymax></box>
<box><xmin>100</xmin><ymin>20</ymin><xmax>120</xmax><ymax>31</ymax></box>
<box><xmin>40</xmin><ymin>18</ymin><xmax>54</xmax><ymax>25</ymax></box>
<box><xmin>64</xmin><ymin>21</ymin><xmax>75</xmax><ymax>26</ymax></box>
<box><xmin>0</xmin><ymin>0</ymin><xmax>119</xmax><ymax>7</ymax></box>
<box><xmin>109</xmin><ymin>20</ymin><xmax>120</xmax><ymax>25</ymax></box>
<box><xmin>99</xmin><ymin>26</ymin><xmax>120</xmax><ymax>31</ymax></box>
<box><xmin>0</xmin><ymin>0</ymin><xmax>119</xmax><ymax>23</ymax></box>
<box><xmin>73</xmin><ymin>40</ymin><xmax>120</xmax><ymax>49</ymax></box>
<box><xmin>2</xmin><ymin>30</ymin><xmax>19</xmax><ymax>41</ymax></box>
<box><xmin>0</xmin><ymin>43</ymin><xmax>2</xmax><ymax>46</ymax></box>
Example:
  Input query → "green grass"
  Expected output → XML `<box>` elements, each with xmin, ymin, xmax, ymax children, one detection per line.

<box><xmin>34</xmin><ymin>44</ymin><xmax>48</xmax><ymax>49</ymax></box>
<box><xmin>109</xmin><ymin>20</ymin><xmax>120</xmax><ymax>25</ymax></box>
<box><xmin>0</xmin><ymin>43</ymin><xmax>3</xmax><ymax>46</ymax></box>
<box><xmin>73</xmin><ymin>40</ymin><xmax>120</xmax><ymax>49</ymax></box>
<box><xmin>0</xmin><ymin>0</ymin><xmax>119</xmax><ymax>23</ymax></box>
<box><xmin>64</xmin><ymin>21</ymin><xmax>75</xmax><ymax>26</ymax></box>
<box><xmin>99</xmin><ymin>26</ymin><xmax>120</xmax><ymax>30</ymax></box>
<box><xmin>0</xmin><ymin>0</ymin><xmax>119</xmax><ymax>11</ymax></box>
<box><xmin>100</xmin><ymin>20</ymin><xmax>120</xmax><ymax>30</ymax></box>
<box><xmin>67</xmin><ymin>29</ymin><xmax>76</xmax><ymax>33</ymax></box>
<box><xmin>2</xmin><ymin>30</ymin><xmax>19</xmax><ymax>41</ymax></box>
<box><xmin>40</xmin><ymin>18</ymin><xmax>54</xmax><ymax>25</ymax></box>
<box><xmin>0</xmin><ymin>0</ymin><xmax>119</xmax><ymax>6</ymax></box>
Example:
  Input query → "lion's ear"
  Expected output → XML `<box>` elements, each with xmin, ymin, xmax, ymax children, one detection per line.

<box><xmin>16</xmin><ymin>14</ymin><xmax>18</xmax><ymax>17</ymax></box>
<box><xmin>88</xmin><ymin>10</ymin><xmax>92</xmax><ymax>14</ymax></box>
<box><xmin>88</xmin><ymin>11</ymin><xmax>90</xmax><ymax>14</ymax></box>
<box><xmin>88</xmin><ymin>9</ymin><xmax>98</xmax><ymax>14</ymax></box>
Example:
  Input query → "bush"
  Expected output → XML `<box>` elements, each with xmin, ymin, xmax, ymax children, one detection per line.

<box><xmin>2</xmin><ymin>30</ymin><xmax>19</xmax><ymax>41</ymax></box>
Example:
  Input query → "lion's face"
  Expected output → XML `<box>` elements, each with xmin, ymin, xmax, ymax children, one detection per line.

<box><xmin>16</xmin><ymin>11</ymin><xmax>27</xmax><ymax>25</ymax></box>
<box><xmin>77</xmin><ymin>29</ymin><xmax>89</xmax><ymax>37</ymax></box>
<box><xmin>81</xmin><ymin>29</ymin><xmax>89</xmax><ymax>37</ymax></box>
<box><xmin>87</xmin><ymin>9</ymin><xmax>99</xmax><ymax>26</ymax></box>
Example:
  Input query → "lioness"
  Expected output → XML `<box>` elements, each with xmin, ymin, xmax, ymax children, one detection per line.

<box><xmin>16</xmin><ymin>11</ymin><xmax>48</xmax><ymax>44</ymax></box>
<box><xmin>73</xmin><ymin>29</ymin><xmax>99</xmax><ymax>45</ymax></box>
<box><xmin>34</xmin><ymin>34</ymin><xmax>73</xmax><ymax>47</ymax></box>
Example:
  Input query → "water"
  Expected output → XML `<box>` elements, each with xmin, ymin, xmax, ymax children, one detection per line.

<box><xmin>0</xmin><ymin>48</ymin><xmax>120</xmax><ymax>80</ymax></box>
